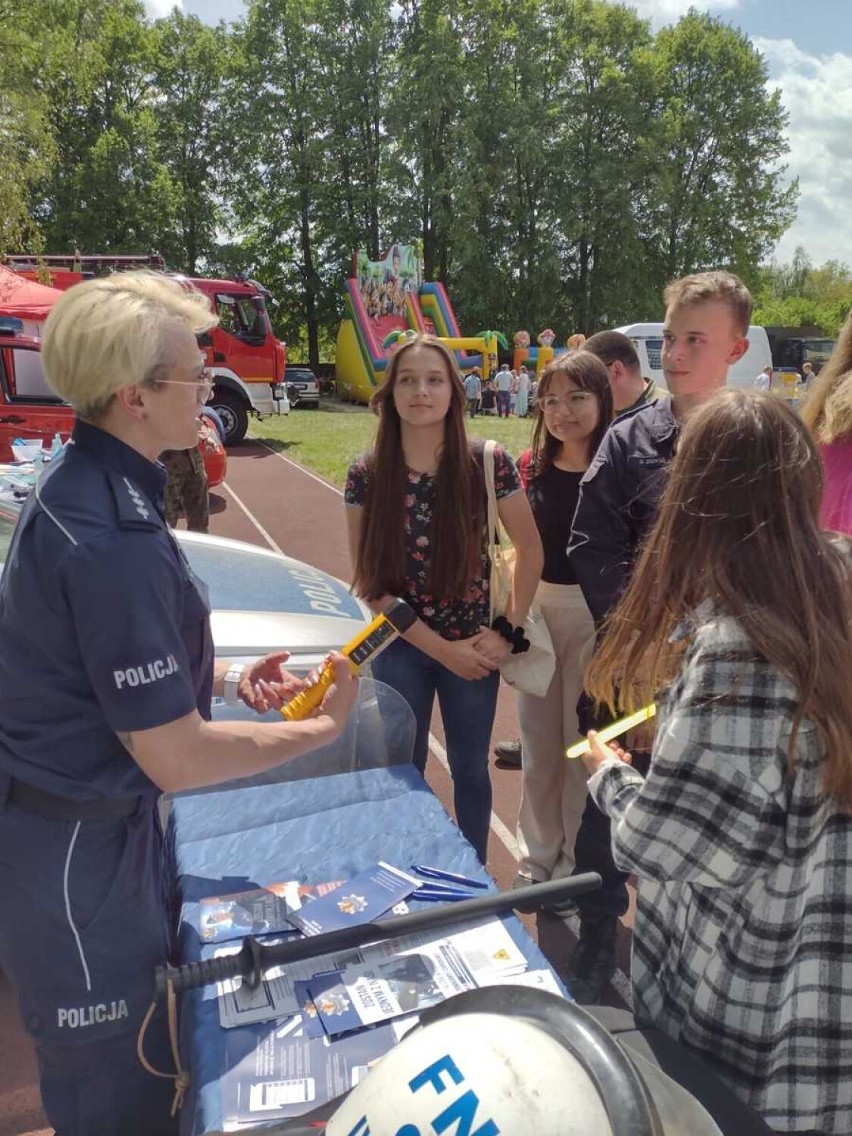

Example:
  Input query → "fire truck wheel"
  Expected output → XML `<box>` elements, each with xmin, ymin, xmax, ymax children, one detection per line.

<box><xmin>209</xmin><ymin>390</ymin><xmax>249</xmax><ymax>446</ymax></box>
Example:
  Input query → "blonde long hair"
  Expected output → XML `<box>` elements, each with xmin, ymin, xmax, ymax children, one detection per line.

<box><xmin>586</xmin><ymin>390</ymin><xmax>852</xmax><ymax>809</ymax></box>
<box><xmin>801</xmin><ymin>310</ymin><xmax>852</xmax><ymax>443</ymax></box>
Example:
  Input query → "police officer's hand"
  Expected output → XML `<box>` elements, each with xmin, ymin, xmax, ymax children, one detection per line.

<box><xmin>240</xmin><ymin>652</ymin><xmax>306</xmax><ymax>713</ymax></box>
<box><xmin>316</xmin><ymin>652</ymin><xmax>359</xmax><ymax>727</ymax></box>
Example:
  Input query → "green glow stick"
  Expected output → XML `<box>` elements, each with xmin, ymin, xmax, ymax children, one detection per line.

<box><xmin>564</xmin><ymin>703</ymin><xmax>657</xmax><ymax>760</ymax></box>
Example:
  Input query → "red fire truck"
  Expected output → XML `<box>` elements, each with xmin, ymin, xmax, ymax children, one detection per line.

<box><xmin>5</xmin><ymin>254</ymin><xmax>289</xmax><ymax>444</ymax></box>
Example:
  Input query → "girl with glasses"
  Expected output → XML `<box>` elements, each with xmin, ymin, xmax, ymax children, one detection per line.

<box><xmin>513</xmin><ymin>352</ymin><xmax>613</xmax><ymax>911</ymax></box>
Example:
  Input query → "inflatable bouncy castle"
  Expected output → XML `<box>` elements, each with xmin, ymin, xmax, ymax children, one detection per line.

<box><xmin>335</xmin><ymin>244</ymin><xmax>498</xmax><ymax>403</ymax></box>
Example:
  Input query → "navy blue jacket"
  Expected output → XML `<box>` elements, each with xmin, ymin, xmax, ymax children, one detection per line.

<box><xmin>568</xmin><ymin>398</ymin><xmax>678</xmax><ymax>626</ymax></box>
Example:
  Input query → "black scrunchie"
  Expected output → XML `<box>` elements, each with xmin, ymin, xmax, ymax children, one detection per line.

<box><xmin>491</xmin><ymin>615</ymin><xmax>531</xmax><ymax>655</ymax></box>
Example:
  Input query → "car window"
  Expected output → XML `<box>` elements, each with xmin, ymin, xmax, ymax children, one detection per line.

<box><xmin>1</xmin><ymin>346</ymin><xmax>63</xmax><ymax>402</ymax></box>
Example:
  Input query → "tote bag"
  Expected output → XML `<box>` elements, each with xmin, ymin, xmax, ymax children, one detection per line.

<box><xmin>483</xmin><ymin>440</ymin><xmax>555</xmax><ymax>698</ymax></box>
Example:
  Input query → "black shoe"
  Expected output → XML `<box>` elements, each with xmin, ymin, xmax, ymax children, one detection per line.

<box><xmin>566</xmin><ymin>915</ymin><xmax>619</xmax><ymax>1004</ymax></box>
<box><xmin>494</xmin><ymin>739</ymin><xmax>522</xmax><ymax>766</ymax></box>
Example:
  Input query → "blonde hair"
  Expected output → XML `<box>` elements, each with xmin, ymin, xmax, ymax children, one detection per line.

<box><xmin>42</xmin><ymin>271</ymin><xmax>217</xmax><ymax>422</ymax></box>
<box><xmin>663</xmin><ymin>270</ymin><xmax>753</xmax><ymax>336</ymax></box>
<box><xmin>801</xmin><ymin>310</ymin><xmax>852</xmax><ymax>443</ymax></box>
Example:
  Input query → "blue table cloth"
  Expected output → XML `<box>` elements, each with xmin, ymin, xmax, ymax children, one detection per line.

<box><xmin>170</xmin><ymin>763</ymin><xmax>562</xmax><ymax>1134</ymax></box>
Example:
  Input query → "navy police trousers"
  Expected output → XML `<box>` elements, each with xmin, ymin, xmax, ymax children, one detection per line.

<box><xmin>0</xmin><ymin>783</ymin><xmax>179</xmax><ymax>1135</ymax></box>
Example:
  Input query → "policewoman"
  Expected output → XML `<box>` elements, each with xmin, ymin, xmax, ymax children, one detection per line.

<box><xmin>0</xmin><ymin>272</ymin><xmax>358</xmax><ymax>1135</ymax></box>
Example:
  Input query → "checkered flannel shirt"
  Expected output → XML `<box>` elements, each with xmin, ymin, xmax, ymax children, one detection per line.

<box><xmin>589</xmin><ymin>607</ymin><xmax>852</xmax><ymax>1135</ymax></box>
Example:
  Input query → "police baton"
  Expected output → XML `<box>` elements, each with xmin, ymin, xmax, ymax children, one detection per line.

<box><xmin>155</xmin><ymin>874</ymin><xmax>601</xmax><ymax>998</ymax></box>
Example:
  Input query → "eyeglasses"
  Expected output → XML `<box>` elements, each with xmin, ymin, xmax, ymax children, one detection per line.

<box><xmin>156</xmin><ymin>370</ymin><xmax>213</xmax><ymax>397</ymax></box>
<box><xmin>540</xmin><ymin>392</ymin><xmax>595</xmax><ymax>411</ymax></box>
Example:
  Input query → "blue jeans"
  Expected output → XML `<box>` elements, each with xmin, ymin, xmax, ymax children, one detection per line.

<box><xmin>372</xmin><ymin>638</ymin><xmax>499</xmax><ymax>863</ymax></box>
<box><xmin>496</xmin><ymin>390</ymin><xmax>511</xmax><ymax>417</ymax></box>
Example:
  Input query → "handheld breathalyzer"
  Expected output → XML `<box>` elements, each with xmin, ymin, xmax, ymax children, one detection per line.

<box><xmin>280</xmin><ymin>598</ymin><xmax>417</xmax><ymax>721</ymax></box>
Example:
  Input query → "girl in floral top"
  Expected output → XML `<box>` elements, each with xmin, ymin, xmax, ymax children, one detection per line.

<box><xmin>345</xmin><ymin>335</ymin><xmax>542</xmax><ymax>862</ymax></box>
<box><xmin>582</xmin><ymin>391</ymin><xmax>852</xmax><ymax>1135</ymax></box>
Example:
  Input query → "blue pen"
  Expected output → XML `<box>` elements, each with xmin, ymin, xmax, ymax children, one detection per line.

<box><xmin>414</xmin><ymin>880</ymin><xmax>474</xmax><ymax>895</ymax></box>
<box><xmin>414</xmin><ymin>888</ymin><xmax>472</xmax><ymax>903</ymax></box>
<box><xmin>410</xmin><ymin>865</ymin><xmax>488</xmax><ymax>889</ymax></box>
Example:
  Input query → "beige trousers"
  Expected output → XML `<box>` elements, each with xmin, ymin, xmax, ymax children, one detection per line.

<box><xmin>516</xmin><ymin>581</ymin><xmax>595</xmax><ymax>882</ymax></box>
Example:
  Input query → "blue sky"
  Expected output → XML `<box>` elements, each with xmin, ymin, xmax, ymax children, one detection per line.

<box><xmin>145</xmin><ymin>0</ymin><xmax>852</xmax><ymax>269</ymax></box>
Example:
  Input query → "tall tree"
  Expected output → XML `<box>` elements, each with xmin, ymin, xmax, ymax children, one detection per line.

<box><xmin>554</xmin><ymin>0</ymin><xmax>656</xmax><ymax>332</ymax></box>
<box><xmin>646</xmin><ymin>11</ymin><xmax>797</xmax><ymax>284</ymax></box>
<box><xmin>151</xmin><ymin>11</ymin><xmax>231</xmax><ymax>272</ymax></box>
<box><xmin>33</xmin><ymin>0</ymin><xmax>177</xmax><ymax>254</ymax></box>
<box><xmin>0</xmin><ymin>1</ymin><xmax>54</xmax><ymax>252</ymax></box>
<box><xmin>231</xmin><ymin>0</ymin><xmax>338</xmax><ymax>367</ymax></box>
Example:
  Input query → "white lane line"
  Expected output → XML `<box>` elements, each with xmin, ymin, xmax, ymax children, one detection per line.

<box><xmin>236</xmin><ymin>438</ymin><xmax>633</xmax><ymax>1007</ymax></box>
<box><xmin>220</xmin><ymin>481</ymin><xmax>286</xmax><ymax>556</ymax></box>
<box><xmin>254</xmin><ymin>438</ymin><xmax>343</xmax><ymax>493</ymax></box>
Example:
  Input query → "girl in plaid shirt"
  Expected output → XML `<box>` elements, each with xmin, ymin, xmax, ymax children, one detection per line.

<box><xmin>582</xmin><ymin>391</ymin><xmax>852</xmax><ymax>1135</ymax></box>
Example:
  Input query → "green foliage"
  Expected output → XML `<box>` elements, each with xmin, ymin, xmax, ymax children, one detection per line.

<box><xmin>753</xmin><ymin>246</ymin><xmax>852</xmax><ymax>337</ymax></box>
<box><xmin>254</xmin><ymin>401</ymin><xmax>536</xmax><ymax>485</ymax></box>
<box><xmin>3</xmin><ymin>0</ymin><xmax>817</xmax><ymax>353</ymax></box>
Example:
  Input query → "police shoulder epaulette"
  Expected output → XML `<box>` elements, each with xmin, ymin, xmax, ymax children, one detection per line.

<box><xmin>109</xmin><ymin>473</ymin><xmax>161</xmax><ymax>530</ymax></box>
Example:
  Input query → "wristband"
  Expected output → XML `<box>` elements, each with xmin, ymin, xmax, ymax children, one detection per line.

<box><xmin>223</xmin><ymin>663</ymin><xmax>247</xmax><ymax>705</ymax></box>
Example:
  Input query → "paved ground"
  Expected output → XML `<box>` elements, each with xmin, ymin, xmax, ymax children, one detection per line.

<box><xmin>0</xmin><ymin>436</ymin><xmax>633</xmax><ymax>1135</ymax></box>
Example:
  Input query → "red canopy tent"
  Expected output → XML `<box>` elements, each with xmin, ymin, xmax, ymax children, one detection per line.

<box><xmin>0</xmin><ymin>264</ymin><xmax>63</xmax><ymax>319</ymax></box>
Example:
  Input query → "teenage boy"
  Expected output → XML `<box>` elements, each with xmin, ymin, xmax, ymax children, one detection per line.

<box><xmin>565</xmin><ymin>271</ymin><xmax>751</xmax><ymax>1003</ymax></box>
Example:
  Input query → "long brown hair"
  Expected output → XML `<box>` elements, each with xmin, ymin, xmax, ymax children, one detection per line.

<box><xmin>801</xmin><ymin>310</ymin><xmax>852</xmax><ymax>443</ymax></box>
<box><xmin>586</xmin><ymin>390</ymin><xmax>852</xmax><ymax>809</ymax></box>
<box><xmin>352</xmin><ymin>335</ymin><xmax>484</xmax><ymax>601</ymax></box>
<box><xmin>527</xmin><ymin>351</ymin><xmax>613</xmax><ymax>478</ymax></box>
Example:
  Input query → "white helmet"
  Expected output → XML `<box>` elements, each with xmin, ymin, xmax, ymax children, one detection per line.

<box><xmin>323</xmin><ymin>987</ymin><xmax>722</xmax><ymax>1136</ymax></box>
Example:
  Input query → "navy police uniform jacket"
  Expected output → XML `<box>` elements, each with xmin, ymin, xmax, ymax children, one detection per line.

<box><xmin>568</xmin><ymin>397</ymin><xmax>678</xmax><ymax>627</ymax></box>
<box><xmin>0</xmin><ymin>421</ymin><xmax>215</xmax><ymax>1134</ymax></box>
<box><xmin>0</xmin><ymin>419</ymin><xmax>214</xmax><ymax>799</ymax></box>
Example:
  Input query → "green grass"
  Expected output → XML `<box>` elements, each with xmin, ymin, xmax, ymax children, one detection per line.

<box><xmin>252</xmin><ymin>402</ymin><xmax>537</xmax><ymax>487</ymax></box>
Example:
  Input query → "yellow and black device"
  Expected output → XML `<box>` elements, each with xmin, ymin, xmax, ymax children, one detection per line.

<box><xmin>280</xmin><ymin>598</ymin><xmax>417</xmax><ymax>721</ymax></box>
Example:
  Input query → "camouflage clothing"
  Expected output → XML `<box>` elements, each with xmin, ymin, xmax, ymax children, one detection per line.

<box><xmin>162</xmin><ymin>446</ymin><xmax>209</xmax><ymax>532</ymax></box>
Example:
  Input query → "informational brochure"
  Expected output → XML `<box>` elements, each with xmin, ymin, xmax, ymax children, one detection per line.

<box><xmin>216</xmin><ymin>941</ymin><xmax>365</xmax><ymax>1030</ymax></box>
<box><xmin>308</xmin><ymin>917</ymin><xmax>527</xmax><ymax>1037</ymax></box>
<box><xmin>287</xmin><ymin>862</ymin><xmax>420</xmax><ymax>938</ymax></box>
<box><xmin>219</xmin><ymin>1015</ymin><xmax>418</xmax><ymax>1130</ymax></box>
<box><xmin>478</xmin><ymin>968</ymin><xmax>565</xmax><ymax>997</ymax></box>
<box><xmin>199</xmin><ymin>879</ymin><xmax>345</xmax><ymax>945</ymax></box>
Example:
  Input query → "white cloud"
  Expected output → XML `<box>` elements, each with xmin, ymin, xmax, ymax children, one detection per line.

<box><xmin>144</xmin><ymin>0</ymin><xmax>183</xmax><ymax>17</ymax></box>
<box><xmin>755</xmin><ymin>37</ymin><xmax>852</xmax><ymax>266</ymax></box>
<box><xmin>628</xmin><ymin>0</ymin><xmax>740</xmax><ymax>27</ymax></box>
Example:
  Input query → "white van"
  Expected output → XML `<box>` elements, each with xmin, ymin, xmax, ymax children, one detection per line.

<box><xmin>616</xmin><ymin>323</ymin><xmax>773</xmax><ymax>392</ymax></box>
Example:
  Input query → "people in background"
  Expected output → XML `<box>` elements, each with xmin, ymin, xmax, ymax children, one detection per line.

<box><xmin>495</xmin><ymin>363</ymin><xmax>513</xmax><ymax>418</ymax></box>
<box><xmin>513</xmin><ymin>353</ymin><xmax>612</xmax><ymax>915</ymax></box>
<box><xmin>515</xmin><ymin>365</ymin><xmax>531</xmax><ymax>418</ymax></box>
<box><xmin>345</xmin><ymin>335</ymin><xmax>542</xmax><ymax>863</ymax></box>
<box><xmin>754</xmin><ymin>364</ymin><xmax>773</xmax><ymax>391</ymax></box>
<box><xmin>161</xmin><ymin>443</ymin><xmax>209</xmax><ymax>532</ymax></box>
<box><xmin>582</xmin><ymin>390</ymin><xmax>851</xmax><ymax>1136</ymax></box>
<box><xmin>583</xmin><ymin>330</ymin><xmax>662</xmax><ymax>414</ymax></box>
<box><xmin>801</xmin><ymin>311</ymin><xmax>852</xmax><ymax>535</ymax></box>
<box><xmin>566</xmin><ymin>270</ymin><xmax>752</xmax><ymax>1003</ymax></box>
<box><xmin>480</xmin><ymin>377</ymin><xmax>497</xmax><ymax>415</ymax></box>
<box><xmin>463</xmin><ymin>367</ymin><xmax>482</xmax><ymax>417</ymax></box>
